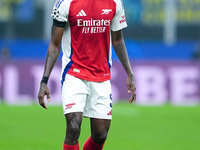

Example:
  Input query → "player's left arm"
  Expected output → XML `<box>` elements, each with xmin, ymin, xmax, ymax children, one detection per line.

<box><xmin>111</xmin><ymin>30</ymin><xmax>136</xmax><ymax>103</ymax></box>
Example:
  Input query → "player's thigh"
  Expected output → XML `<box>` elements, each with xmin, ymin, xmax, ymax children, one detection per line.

<box><xmin>62</xmin><ymin>74</ymin><xmax>88</xmax><ymax>115</ymax></box>
<box><xmin>90</xmin><ymin>118</ymin><xmax>111</xmax><ymax>136</ymax></box>
<box><xmin>65</xmin><ymin>112</ymin><xmax>83</xmax><ymax>130</ymax></box>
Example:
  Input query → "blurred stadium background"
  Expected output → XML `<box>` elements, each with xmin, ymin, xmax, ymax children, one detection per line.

<box><xmin>0</xmin><ymin>0</ymin><xmax>200</xmax><ymax>150</ymax></box>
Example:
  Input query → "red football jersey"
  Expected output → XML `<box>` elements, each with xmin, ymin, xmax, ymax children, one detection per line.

<box><xmin>51</xmin><ymin>0</ymin><xmax>127</xmax><ymax>83</ymax></box>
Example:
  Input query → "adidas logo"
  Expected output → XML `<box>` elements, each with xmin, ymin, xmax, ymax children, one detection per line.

<box><xmin>107</xmin><ymin>110</ymin><xmax>112</xmax><ymax>115</ymax></box>
<box><xmin>76</xmin><ymin>10</ymin><xmax>87</xmax><ymax>16</ymax></box>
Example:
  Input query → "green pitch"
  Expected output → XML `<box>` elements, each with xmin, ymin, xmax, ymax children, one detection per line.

<box><xmin>0</xmin><ymin>102</ymin><xmax>200</xmax><ymax>150</ymax></box>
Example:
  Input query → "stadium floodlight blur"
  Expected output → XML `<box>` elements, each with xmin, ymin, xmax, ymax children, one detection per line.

<box><xmin>0</xmin><ymin>0</ymin><xmax>200</xmax><ymax>105</ymax></box>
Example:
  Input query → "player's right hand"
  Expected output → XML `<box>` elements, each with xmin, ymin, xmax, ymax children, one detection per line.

<box><xmin>38</xmin><ymin>83</ymin><xmax>51</xmax><ymax>109</ymax></box>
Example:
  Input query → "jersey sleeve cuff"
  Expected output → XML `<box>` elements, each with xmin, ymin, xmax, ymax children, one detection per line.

<box><xmin>53</xmin><ymin>19</ymin><xmax>66</xmax><ymax>27</ymax></box>
<box><xmin>111</xmin><ymin>23</ymin><xmax>128</xmax><ymax>32</ymax></box>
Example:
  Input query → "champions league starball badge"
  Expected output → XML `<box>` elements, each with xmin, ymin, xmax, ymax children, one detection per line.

<box><xmin>51</xmin><ymin>9</ymin><xmax>60</xmax><ymax>19</ymax></box>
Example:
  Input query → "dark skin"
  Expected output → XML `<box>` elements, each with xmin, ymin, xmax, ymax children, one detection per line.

<box><xmin>38</xmin><ymin>26</ymin><xmax>63</xmax><ymax>109</ymax></box>
<box><xmin>111</xmin><ymin>30</ymin><xmax>136</xmax><ymax>103</ymax></box>
<box><xmin>38</xmin><ymin>25</ymin><xmax>136</xmax><ymax>145</ymax></box>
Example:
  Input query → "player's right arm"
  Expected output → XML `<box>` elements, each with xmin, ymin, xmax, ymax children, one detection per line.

<box><xmin>38</xmin><ymin>22</ymin><xmax>65</xmax><ymax>109</ymax></box>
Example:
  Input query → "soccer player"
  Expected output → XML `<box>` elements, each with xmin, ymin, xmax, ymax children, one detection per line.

<box><xmin>38</xmin><ymin>0</ymin><xmax>136</xmax><ymax>149</ymax></box>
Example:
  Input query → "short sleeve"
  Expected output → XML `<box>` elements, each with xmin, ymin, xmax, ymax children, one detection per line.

<box><xmin>51</xmin><ymin>0</ymin><xmax>70</xmax><ymax>22</ymax></box>
<box><xmin>111</xmin><ymin>0</ymin><xmax>127</xmax><ymax>31</ymax></box>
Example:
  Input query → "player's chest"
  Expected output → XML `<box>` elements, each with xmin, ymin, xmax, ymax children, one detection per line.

<box><xmin>68</xmin><ymin>0</ymin><xmax>116</xmax><ymax>26</ymax></box>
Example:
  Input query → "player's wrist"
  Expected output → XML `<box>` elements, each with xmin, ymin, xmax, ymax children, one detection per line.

<box><xmin>40</xmin><ymin>76</ymin><xmax>49</xmax><ymax>84</ymax></box>
<box><xmin>128</xmin><ymin>72</ymin><xmax>134</xmax><ymax>78</ymax></box>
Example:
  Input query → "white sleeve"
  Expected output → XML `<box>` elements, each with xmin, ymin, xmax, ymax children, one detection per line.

<box><xmin>111</xmin><ymin>0</ymin><xmax>127</xmax><ymax>31</ymax></box>
<box><xmin>51</xmin><ymin>0</ymin><xmax>71</xmax><ymax>22</ymax></box>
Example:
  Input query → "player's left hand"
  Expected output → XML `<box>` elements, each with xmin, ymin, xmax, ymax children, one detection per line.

<box><xmin>38</xmin><ymin>83</ymin><xmax>51</xmax><ymax>109</ymax></box>
<box><xmin>126</xmin><ymin>74</ymin><xmax>136</xmax><ymax>103</ymax></box>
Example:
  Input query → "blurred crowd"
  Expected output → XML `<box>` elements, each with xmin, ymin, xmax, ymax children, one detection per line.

<box><xmin>0</xmin><ymin>0</ymin><xmax>200</xmax><ymax>60</ymax></box>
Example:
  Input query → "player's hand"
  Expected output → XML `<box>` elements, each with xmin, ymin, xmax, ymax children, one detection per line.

<box><xmin>38</xmin><ymin>83</ymin><xmax>51</xmax><ymax>109</ymax></box>
<box><xmin>126</xmin><ymin>74</ymin><xmax>136</xmax><ymax>103</ymax></box>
